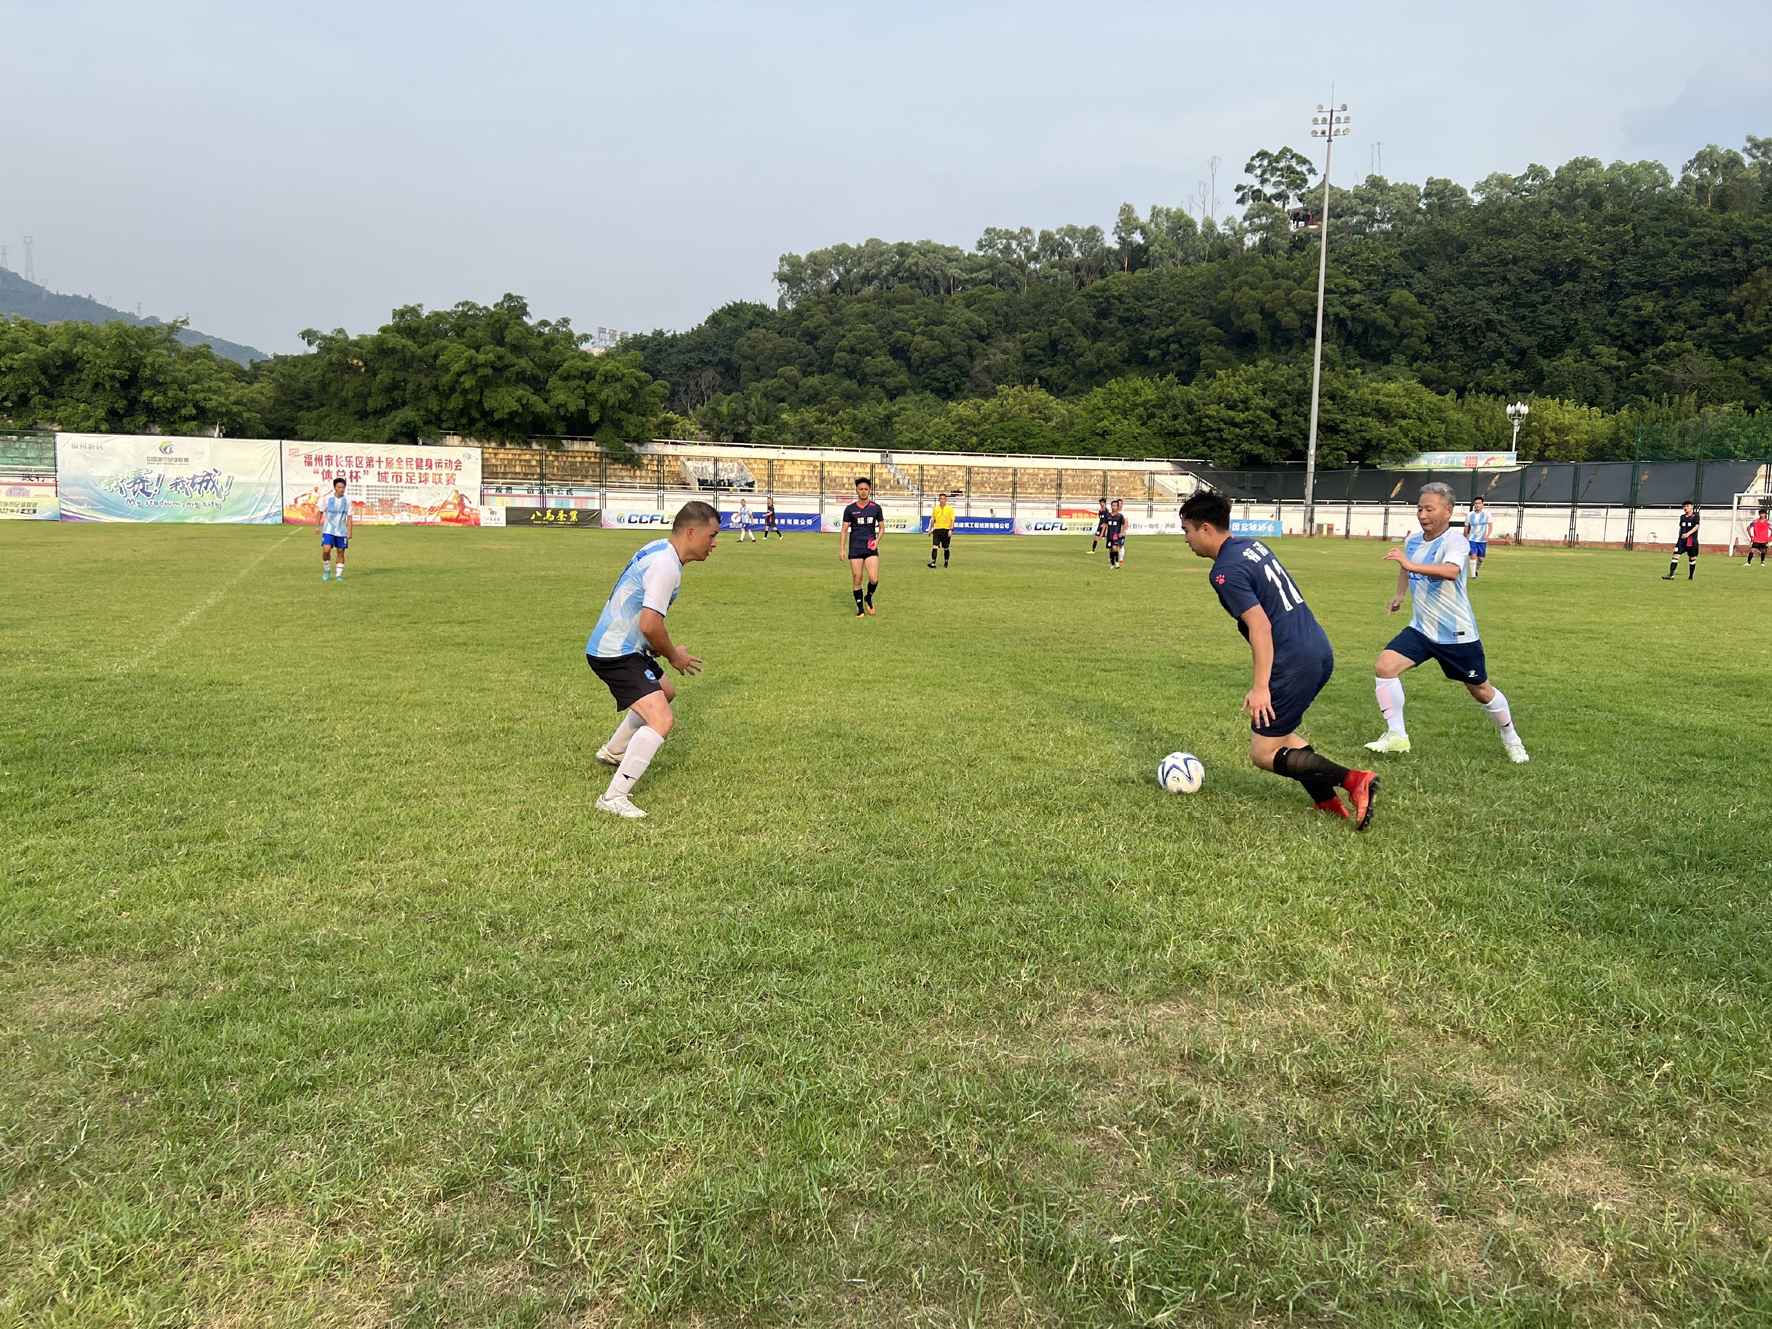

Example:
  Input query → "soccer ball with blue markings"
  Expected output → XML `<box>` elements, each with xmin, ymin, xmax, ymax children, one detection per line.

<box><xmin>1158</xmin><ymin>751</ymin><xmax>1204</xmax><ymax>794</ymax></box>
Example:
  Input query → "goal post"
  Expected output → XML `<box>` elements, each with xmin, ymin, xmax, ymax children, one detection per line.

<box><xmin>1729</xmin><ymin>492</ymin><xmax>1771</xmax><ymax>556</ymax></box>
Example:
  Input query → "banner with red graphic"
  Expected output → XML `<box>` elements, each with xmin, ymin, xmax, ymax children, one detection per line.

<box><xmin>282</xmin><ymin>443</ymin><xmax>483</xmax><ymax>526</ymax></box>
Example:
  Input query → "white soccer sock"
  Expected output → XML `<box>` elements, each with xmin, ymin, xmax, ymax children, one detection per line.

<box><xmin>1480</xmin><ymin>689</ymin><xmax>1519</xmax><ymax>743</ymax></box>
<box><xmin>604</xmin><ymin>726</ymin><xmax>664</xmax><ymax>800</ymax></box>
<box><xmin>1375</xmin><ymin>676</ymin><xmax>1407</xmax><ymax>734</ymax></box>
<box><xmin>333</xmin><ymin>563</ymin><xmax>343</xmax><ymax>577</ymax></box>
<box><xmin>604</xmin><ymin>709</ymin><xmax>645</xmax><ymax>757</ymax></box>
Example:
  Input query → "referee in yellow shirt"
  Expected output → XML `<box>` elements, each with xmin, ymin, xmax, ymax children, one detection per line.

<box><xmin>927</xmin><ymin>492</ymin><xmax>956</xmax><ymax>568</ymax></box>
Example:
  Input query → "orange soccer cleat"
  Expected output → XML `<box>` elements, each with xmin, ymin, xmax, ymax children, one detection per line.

<box><xmin>1341</xmin><ymin>770</ymin><xmax>1380</xmax><ymax>831</ymax></box>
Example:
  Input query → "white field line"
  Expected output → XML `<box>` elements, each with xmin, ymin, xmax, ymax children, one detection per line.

<box><xmin>115</xmin><ymin>530</ymin><xmax>297</xmax><ymax>675</ymax></box>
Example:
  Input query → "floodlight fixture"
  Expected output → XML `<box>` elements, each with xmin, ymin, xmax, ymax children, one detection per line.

<box><xmin>1303</xmin><ymin>95</ymin><xmax>1353</xmax><ymax>533</ymax></box>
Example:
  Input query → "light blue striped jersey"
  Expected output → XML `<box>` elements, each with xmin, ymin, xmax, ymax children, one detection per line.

<box><xmin>587</xmin><ymin>539</ymin><xmax>682</xmax><ymax>658</ymax></box>
<box><xmin>319</xmin><ymin>491</ymin><xmax>352</xmax><ymax>537</ymax></box>
<box><xmin>1405</xmin><ymin>528</ymin><xmax>1479</xmax><ymax>644</ymax></box>
<box><xmin>1464</xmin><ymin>508</ymin><xmax>1492</xmax><ymax>542</ymax></box>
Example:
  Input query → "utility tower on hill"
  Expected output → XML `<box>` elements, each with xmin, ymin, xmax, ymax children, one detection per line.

<box><xmin>23</xmin><ymin>237</ymin><xmax>35</xmax><ymax>284</ymax></box>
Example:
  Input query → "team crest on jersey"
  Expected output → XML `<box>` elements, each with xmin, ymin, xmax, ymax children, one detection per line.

<box><xmin>1214</xmin><ymin>574</ymin><xmax>1226</xmax><ymax>584</ymax></box>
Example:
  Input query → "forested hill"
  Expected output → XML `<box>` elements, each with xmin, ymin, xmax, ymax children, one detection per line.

<box><xmin>628</xmin><ymin>140</ymin><xmax>1772</xmax><ymax>465</ymax></box>
<box><xmin>0</xmin><ymin>268</ymin><xmax>267</xmax><ymax>366</ymax></box>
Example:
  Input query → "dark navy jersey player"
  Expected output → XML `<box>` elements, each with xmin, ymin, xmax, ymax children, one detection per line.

<box><xmin>1664</xmin><ymin>502</ymin><xmax>1700</xmax><ymax>580</ymax></box>
<box><xmin>1104</xmin><ymin>501</ymin><xmax>1128</xmax><ymax>568</ymax></box>
<box><xmin>1180</xmin><ymin>490</ymin><xmax>1379</xmax><ymax>828</ymax></box>
<box><xmin>839</xmin><ymin>476</ymin><xmax>885</xmax><ymax>615</ymax></box>
<box><xmin>1091</xmin><ymin>499</ymin><xmax>1111</xmax><ymax>553</ymax></box>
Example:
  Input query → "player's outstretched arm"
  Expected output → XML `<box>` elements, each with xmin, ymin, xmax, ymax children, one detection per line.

<box><xmin>1238</xmin><ymin>604</ymin><xmax>1277</xmax><ymax>728</ymax></box>
<box><xmin>1384</xmin><ymin>549</ymin><xmax>1460</xmax><ymax>580</ymax></box>
<box><xmin>641</xmin><ymin>608</ymin><xmax>702</xmax><ymax>676</ymax></box>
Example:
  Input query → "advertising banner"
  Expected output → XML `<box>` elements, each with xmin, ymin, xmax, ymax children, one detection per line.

<box><xmin>1231</xmin><ymin>518</ymin><xmax>1283</xmax><ymax>537</ymax></box>
<box><xmin>721</xmin><ymin>509</ymin><xmax>821</xmax><ymax>532</ymax></box>
<box><xmin>953</xmin><ymin>515</ymin><xmax>1016</xmax><ymax>534</ymax></box>
<box><xmin>506</xmin><ymin>507</ymin><xmax>600</xmax><ymax>529</ymax></box>
<box><xmin>282</xmin><ymin>443</ymin><xmax>482</xmax><ymax>525</ymax></box>
<box><xmin>56</xmin><ymin>434</ymin><xmax>282</xmax><ymax>523</ymax></box>
<box><xmin>1014</xmin><ymin>516</ymin><xmax>1101</xmax><ymax>535</ymax></box>
<box><xmin>0</xmin><ymin>476</ymin><xmax>59</xmax><ymax>520</ymax></box>
<box><xmin>1402</xmin><ymin>451</ymin><xmax>1518</xmax><ymax>470</ymax></box>
<box><xmin>603</xmin><ymin>509</ymin><xmax>678</xmax><ymax>531</ymax></box>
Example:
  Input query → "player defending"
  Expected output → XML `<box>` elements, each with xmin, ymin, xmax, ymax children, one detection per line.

<box><xmin>1663</xmin><ymin>502</ymin><xmax>1699</xmax><ymax>579</ymax></box>
<box><xmin>1746</xmin><ymin>510</ymin><xmax>1770</xmax><ymax>566</ymax></box>
<box><xmin>1367</xmin><ymin>482</ymin><xmax>1528</xmax><ymax>764</ymax></box>
<box><xmin>840</xmin><ymin>477</ymin><xmax>884</xmax><ymax>615</ymax></box>
<box><xmin>1104</xmin><ymin>499</ymin><xmax>1128</xmax><ymax>568</ymax></box>
<box><xmin>928</xmin><ymin>492</ymin><xmax>955</xmax><ymax>568</ymax></box>
<box><xmin>764</xmin><ymin>497</ymin><xmax>780</xmax><ymax>538</ymax></box>
<box><xmin>586</xmin><ymin>501</ymin><xmax>719</xmax><ymax>818</ymax></box>
<box><xmin>1090</xmin><ymin>498</ymin><xmax>1110</xmax><ymax>553</ymax></box>
<box><xmin>1180</xmin><ymin>490</ymin><xmax>1379</xmax><ymax>828</ymax></box>
<box><xmin>735</xmin><ymin>496</ymin><xmax>756</xmax><ymax>542</ymax></box>
<box><xmin>319</xmin><ymin>477</ymin><xmax>352</xmax><ymax>581</ymax></box>
<box><xmin>1464</xmin><ymin>496</ymin><xmax>1492</xmax><ymax>578</ymax></box>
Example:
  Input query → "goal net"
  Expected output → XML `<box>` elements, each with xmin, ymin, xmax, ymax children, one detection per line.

<box><xmin>1729</xmin><ymin>492</ymin><xmax>1772</xmax><ymax>556</ymax></box>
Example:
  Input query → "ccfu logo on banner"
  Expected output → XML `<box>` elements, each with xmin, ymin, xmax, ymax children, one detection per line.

<box><xmin>56</xmin><ymin>434</ymin><xmax>283</xmax><ymax>523</ymax></box>
<box><xmin>283</xmin><ymin>443</ymin><xmax>483</xmax><ymax>525</ymax></box>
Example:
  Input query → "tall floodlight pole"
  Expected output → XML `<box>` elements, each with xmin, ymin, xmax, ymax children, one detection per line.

<box><xmin>1303</xmin><ymin>101</ymin><xmax>1351</xmax><ymax>535</ymax></box>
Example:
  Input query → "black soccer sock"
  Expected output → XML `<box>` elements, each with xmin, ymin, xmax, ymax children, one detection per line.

<box><xmin>1300</xmin><ymin>778</ymin><xmax>1338</xmax><ymax>804</ymax></box>
<box><xmin>943</xmin><ymin>550</ymin><xmax>949</xmax><ymax>566</ymax></box>
<box><xmin>1689</xmin><ymin>558</ymin><xmax>1697</xmax><ymax>579</ymax></box>
<box><xmin>1272</xmin><ymin>745</ymin><xmax>1353</xmax><ymax>791</ymax></box>
<box><xmin>853</xmin><ymin>588</ymin><xmax>865</xmax><ymax>609</ymax></box>
<box><xmin>1668</xmin><ymin>556</ymin><xmax>1679</xmax><ymax>575</ymax></box>
<box><xmin>866</xmin><ymin>580</ymin><xmax>877</xmax><ymax>605</ymax></box>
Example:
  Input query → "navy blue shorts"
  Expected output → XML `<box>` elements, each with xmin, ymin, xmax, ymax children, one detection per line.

<box><xmin>321</xmin><ymin>533</ymin><xmax>348</xmax><ymax>549</ymax></box>
<box><xmin>1255</xmin><ymin>652</ymin><xmax>1334</xmax><ymax>738</ymax></box>
<box><xmin>1469</xmin><ymin>540</ymin><xmax>1487</xmax><ymax>557</ymax></box>
<box><xmin>1387</xmin><ymin>625</ymin><xmax>1487</xmax><ymax>684</ymax></box>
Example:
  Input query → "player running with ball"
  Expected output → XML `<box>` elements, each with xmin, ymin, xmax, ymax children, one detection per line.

<box><xmin>1366</xmin><ymin>483</ymin><xmax>1528</xmax><ymax>764</ymax></box>
<box><xmin>1181</xmin><ymin>491</ymin><xmax>1380</xmax><ymax>828</ymax></box>
<box><xmin>586</xmin><ymin>501</ymin><xmax>720</xmax><ymax>819</ymax></box>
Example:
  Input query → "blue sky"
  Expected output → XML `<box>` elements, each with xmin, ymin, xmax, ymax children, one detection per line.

<box><xmin>3</xmin><ymin>0</ymin><xmax>1768</xmax><ymax>354</ymax></box>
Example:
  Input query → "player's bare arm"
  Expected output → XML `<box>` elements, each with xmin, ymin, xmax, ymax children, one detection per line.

<box><xmin>640</xmin><ymin>608</ymin><xmax>701</xmax><ymax>676</ymax></box>
<box><xmin>1239</xmin><ymin>604</ymin><xmax>1277</xmax><ymax>728</ymax></box>
<box><xmin>1384</xmin><ymin>548</ymin><xmax>1461</xmax><ymax>579</ymax></box>
<box><xmin>837</xmin><ymin>520</ymin><xmax>850</xmax><ymax>559</ymax></box>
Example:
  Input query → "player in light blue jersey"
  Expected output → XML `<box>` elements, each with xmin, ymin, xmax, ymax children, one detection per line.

<box><xmin>318</xmin><ymin>477</ymin><xmax>352</xmax><ymax>581</ymax></box>
<box><xmin>1464</xmin><ymin>497</ymin><xmax>1493</xmax><ymax>578</ymax></box>
<box><xmin>1366</xmin><ymin>483</ymin><xmax>1528</xmax><ymax>763</ymax></box>
<box><xmin>585</xmin><ymin>500</ymin><xmax>720</xmax><ymax>818</ymax></box>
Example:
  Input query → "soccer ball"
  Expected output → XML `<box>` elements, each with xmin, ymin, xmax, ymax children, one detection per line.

<box><xmin>1158</xmin><ymin>751</ymin><xmax>1204</xmax><ymax>794</ymax></box>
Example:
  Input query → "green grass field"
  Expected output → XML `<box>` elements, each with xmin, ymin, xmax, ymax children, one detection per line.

<box><xmin>3</xmin><ymin>521</ymin><xmax>1769</xmax><ymax>1327</ymax></box>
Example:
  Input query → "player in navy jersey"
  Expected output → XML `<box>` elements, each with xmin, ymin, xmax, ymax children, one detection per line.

<box><xmin>1367</xmin><ymin>483</ymin><xmax>1528</xmax><ymax>763</ymax></box>
<box><xmin>1104</xmin><ymin>500</ymin><xmax>1128</xmax><ymax>567</ymax></box>
<box><xmin>1663</xmin><ymin>501</ymin><xmax>1700</xmax><ymax>580</ymax></box>
<box><xmin>1091</xmin><ymin>499</ymin><xmax>1110</xmax><ymax>554</ymax></box>
<box><xmin>1180</xmin><ymin>490</ymin><xmax>1379</xmax><ymax>828</ymax></box>
<box><xmin>839</xmin><ymin>477</ymin><xmax>884</xmax><ymax>615</ymax></box>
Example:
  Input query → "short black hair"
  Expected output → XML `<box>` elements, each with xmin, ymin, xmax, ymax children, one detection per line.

<box><xmin>332</xmin><ymin>477</ymin><xmax>346</xmax><ymax>486</ymax></box>
<box><xmin>1683</xmin><ymin>500</ymin><xmax>1695</xmax><ymax>508</ymax></box>
<box><xmin>855</xmin><ymin>476</ymin><xmax>871</xmax><ymax>488</ymax></box>
<box><xmin>673</xmin><ymin>500</ymin><xmax>720</xmax><ymax>532</ymax></box>
<box><xmin>1111</xmin><ymin>498</ymin><xmax>1122</xmax><ymax>507</ymax></box>
<box><xmin>1180</xmin><ymin>489</ymin><xmax>1232</xmax><ymax>530</ymax></box>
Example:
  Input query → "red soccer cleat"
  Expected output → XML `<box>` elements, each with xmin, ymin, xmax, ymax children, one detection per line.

<box><xmin>1341</xmin><ymin>770</ymin><xmax>1380</xmax><ymax>831</ymax></box>
<box><xmin>1315</xmin><ymin>796</ymin><xmax>1350</xmax><ymax>819</ymax></box>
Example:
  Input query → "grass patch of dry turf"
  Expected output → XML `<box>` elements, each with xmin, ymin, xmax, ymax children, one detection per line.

<box><xmin>3</xmin><ymin>521</ymin><xmax>1770</xmax><ymax>1326</ymax></box>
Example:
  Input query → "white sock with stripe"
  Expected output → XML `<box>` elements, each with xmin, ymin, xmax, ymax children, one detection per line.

<box><xmin>605</xmin><ymin>727</ymin><xmax>664</xmax><ymax>800</ymax></box>
<box><xmin>1480</xmin><ymin>690</ymin><xmax>1519</xmax><ymax>743</ymax></box>
<box><xmin>1375</xmin><ymin>677</ymin><xmax>1407</xmax><ymax>735</ymax></box>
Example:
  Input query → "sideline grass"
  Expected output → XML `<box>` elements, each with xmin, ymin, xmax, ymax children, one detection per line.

<box><xmin>3</xmin><ymin>522</ymin><xmax>1769</xmax><ymax>1327</ymax></box>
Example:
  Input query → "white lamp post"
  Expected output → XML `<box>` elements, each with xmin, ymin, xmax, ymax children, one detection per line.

<box><xmin>1303</xmin><ymin>101</ymin><xmax>1351</xmax><ymax>536</ymax></box>
<box><xmin>1506</xmin><ymin>400</ymin><xmax>1529</xmax><ymax>455</ymax></box>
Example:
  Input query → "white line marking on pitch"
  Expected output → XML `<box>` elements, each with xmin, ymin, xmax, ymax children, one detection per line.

<box><xmin>115</xmin><ymin>530</ymin><xmax>297</xmax><ymax>675</ymax></box>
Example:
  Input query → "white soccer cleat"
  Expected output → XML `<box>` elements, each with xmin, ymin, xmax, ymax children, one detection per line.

<box><xmin>1503</xmin><ymin>739</ymin><xmax>1530</xmax><ymax>764</ymax></box>
<box><xmin>595</xmin><ymin>793</ymin><xmax>647</xmax><ymax>818</ymax></box>
<box><xmin>1364</xmin><ymin>731</ymin><xmax>1411</xmax><ymax>753</ymax></box>
<box><xmin>594</xmin><ymin>746</ymin><xmax>621</xmax><ymax>766</ymax></box>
